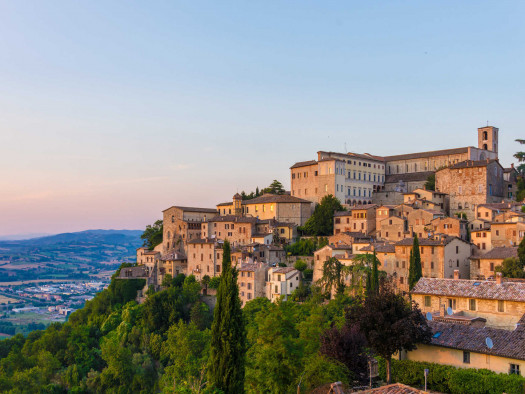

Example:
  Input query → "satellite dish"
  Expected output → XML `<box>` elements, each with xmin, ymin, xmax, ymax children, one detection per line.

<box><xmin>485</xmin><ymin>337</ymin><xmax>494</xmax><ymax>349</ymax></box>
<box><xmin>447</xmin><ymin>307</ymin><xmax>453</xmax><ymax>316</ymax></box>
<box><xmin>426</xmin><ymin>312</ymin><xmax>433</xmax><ymax>321</ymax></box>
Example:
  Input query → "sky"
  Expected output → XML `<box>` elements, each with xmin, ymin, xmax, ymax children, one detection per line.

<box><xmin>0</xmin><ymin>1</ymin><xmax>524</xmax><ymax>236</ymax></box>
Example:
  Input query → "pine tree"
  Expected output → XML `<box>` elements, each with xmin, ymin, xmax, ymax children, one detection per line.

<box><xmin>208</xmin><ymin>240</ymin><xmax>246</xmax><ymax>393</ymax></box>
<box><xmin>408</xmin><ymin>235</ymin><xmax>423</xmax><ymax>290</ymax></box>
<box><xmin>365</xmin><ymin>270</ymin><xmax>372</xmax><ymax>298</ymax></box>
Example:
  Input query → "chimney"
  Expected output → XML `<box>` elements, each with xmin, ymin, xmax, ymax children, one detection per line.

<box><xmin>496</xmin><ymin>272</ymin><xmax>503</xmax><ymax>284</ymax></box>
<box><xmin>511</xmin><ymin>163</ymin><xmax>515</xmax><ymax>169</ymax></box>
<box><xmin>454</xmin><ymin>270</ymin><xmax>460</xmax><ymax>280</ymax></box>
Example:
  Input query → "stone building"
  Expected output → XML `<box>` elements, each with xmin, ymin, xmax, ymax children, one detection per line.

<box><xmin>471</xmin><ymin>229</ymin><xmax>492</xmax><ymax>252</ymax></box>
<box><xmin>238</xmin><ymin>262</ymin><xmax>267</xmax><ymax>306</ymax></box>
<box><xmin>186</xmin><ymin>238</ymin><xmax>224</xmax><ymax>281</ymax></box>
<box><xmin>393</xmin><ymin>236</ymin><xmax>472</xmax><ymax>291</ymax></box>
<box><xmin>470</xmin><ymin>247</ymin><xmax>518</xmax><ymax>280</ymax></box>
<box><xmin>201</xmin><ymin>215</ymin><xmax>257</xmax><ymax>247</ymax></box>
<box><xmin>435</xmin><ymin>160</ymin><xmax>506</xmax><ymax>220</ymax></box>
<box><xmin>431</xmin><ymin>217</ymin><xmax>468</xmax><ymax>241</ymax></box>
<box><xmin>333</xmin><ymin>204</ymin><xmax>377</xmax><ymax>236</ymax></box>
<box><xmin>290</xmin><ymin>151</ymin><xmax>385</xmax><ymax>206</ymax></box>
<box><xmin>266</xmin><ymin>267</ymin><xmax>301</xmax><ymax>301</ymax></box>
<box><xmin>385</xmin><ymin>126</ymin><xmax>499</xmax><ymax>176</ymax></box>
<box><xmin>377</xmin><ymin>215</ymin><xmax>409</xmax><ymax>242</ymax></box>
<box><xmin>216</xmin><ymin>193</ymin><xmax>311</xmax><ymax>227</ymax></box>
<box><xmin>162</xmin><ymin>206</ymin><xmax>217</xmax><ymax>254</ymax></box>
<box><xmin>407</xmin><ymin>209</ymin><xmax>444</xmax><ymax>239</ymax></box>
<box><xmin>491</xmin><ymin>221</ymin><xmax>525</xmax><ymax>248</ymax></box>
<box><xmin>412</xmin><ymin>275</ymin><xmax>525</xmax><ymax>330</ymax></box>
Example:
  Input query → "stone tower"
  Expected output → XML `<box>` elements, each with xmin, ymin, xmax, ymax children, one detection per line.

<box><xmin>233</xmin><ymin>193</ymin><xmax>242</xmax><ymax>216</ymax></box>
<box><xmin>478</xmin><ymin>126</ymin><xmax>498</xmax><ymax>155</ymax></box>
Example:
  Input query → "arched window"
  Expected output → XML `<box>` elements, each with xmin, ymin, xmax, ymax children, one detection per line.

<box><xmin>483</xmin><ymin>131</ymin><xmax>488</xmax><ymax>140</ymax></box>
<box><xmin>171</xmin><ymin>215</ymin><xmax>174</xmax><ymax>223</ymax></box>
<box><xmin>483</xmin><ymin>144</ymin><xmax>488</xmax><ymax>150</ymax></box>
<box><xmin>167</xmin><ymin>231</ymin><xmax>171</xmax><ymax>239</ymax></box>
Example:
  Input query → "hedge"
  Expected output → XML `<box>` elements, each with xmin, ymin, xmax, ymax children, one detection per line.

<box><xmin>377</xmin><ymin>358</ymin><xmax>525</xmax><ymax>394</ymax></box>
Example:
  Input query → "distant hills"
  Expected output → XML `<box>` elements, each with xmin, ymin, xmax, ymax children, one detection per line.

<box><xmin>0</xmin><ymin>230</ymin><xmax>144</xmax><ymax>282</ymax></box>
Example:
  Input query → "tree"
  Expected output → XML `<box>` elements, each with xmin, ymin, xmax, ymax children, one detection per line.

<box><xmin>518</xmin><ymin>233</ymin><xmax>525</xmax><ymax>265</ymax></box>
<box><xmin>408</xmin><ymin>235</ymin><xmax>423</xmax><ymax>291</ymax></box>
<box><xmin>371</xmin><ymin>251</ymin><xmax>379</xmax><ymax>295</ymax></box>
<box><xmin>320</xmin><ymin>323</ymin><xmax>369</xmax><ymax>382</ymax></box>
<box><xmin>263</xmin><ymin>180</ymin><xmax>285</xmax><ymax>195</ymax></box>
<box><xmin>208</xmin><ymin>240</ymin><xmax>246</xmax><ymax>393</ymax></box>
<box><xmin>495</xmin><ymin>258</ymin><xmax>525</xmax><ymax>279</ymax></box>
<box><xmin>271</xmin><ymin>228</ymin><xmax>283</xmax><ymax>246</ymax></box>
<box><xmin>319</xmin><ymin>257</ymin><xmax>349</xmax><ymax>297</ymax></box>
<box><xmin>346</xmin><ymin>279</ymin><xmax>432</xmax><ymax>384</ymax></box>
<box><xmin>161</xmin><ymin>274</ymin><xmax>173</xmax><ymax>288</ymax></box>
<box><xmin>294</xmin><ymin>259</ymin><xmax>307</xmax><ymax>272</ymax></box>
<box><xmin>141</xmin><ymin>220</ymin><xmax>163</xmax><ymax>250</ymax></box>
<box><xmin>424</xmin><ymin>174</ymin><xmax>435</xmax><ymax>191</ymax></box>
<box><xmin>302</xmin><ymin>195</ymin><xmax>344</xmax><ymax>236</ymax></box>
<box><xmin>208</xmin><ymin>276</ymin><xmax>221</xmax><ymax>289</ymax></box>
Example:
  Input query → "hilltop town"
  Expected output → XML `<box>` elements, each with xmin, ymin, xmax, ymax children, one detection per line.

<box><xmin>122</xmin><ymin>125</ymin><xmax>525</xmax><ymax>381</ymax></box>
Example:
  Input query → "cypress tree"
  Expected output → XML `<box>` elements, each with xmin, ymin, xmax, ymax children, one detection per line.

<box><xmin>408</xmin><ymin>235</ymin><xmax>423</xmax><ymax>290</ymax></box>
<box><xmin>208</xmin><ymin>240</ymin><xmax>246</xmax><ymax>393</ymax></box>
<box><xmin>371</xmin><ymin>251</ymin><xmax>379</xmax><ymax>294</ymax></box>
<box><xmin>365</xmin><ymin>270</ymin><xmax>372</xmax><ymax>298</ymax></box>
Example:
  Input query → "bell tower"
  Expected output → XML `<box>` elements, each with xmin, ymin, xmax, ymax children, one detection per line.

<box><xmin>233</xmin><ymin>193</ymin><xmax>242</xmax><ymax>216</ymax></box>
<box><xmin>478</xmin><ymin>126</ymin><xmax>498</xmax><ymax>156</ymax></box>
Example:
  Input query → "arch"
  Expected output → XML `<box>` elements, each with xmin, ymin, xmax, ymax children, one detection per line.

<box><xmin>167</xmin><ymin>231</ymin><xmax>171</xmax><ymax>239</ymax></box>
<box><xmin>483</xmin><ymin>131</ymin><xmax>488</xmax><ymax>140</ymax></box>
<box><xmin>483</xmin><ymin>143</ymin><xmax>488</xmax><ymax>150</ymax></box>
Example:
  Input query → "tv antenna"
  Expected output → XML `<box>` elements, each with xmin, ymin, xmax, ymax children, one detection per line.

<box><xmin>485</xmin><ymin>337</ymin><xmax>493</xmax><ymax>349</ymax></box>
<box><xmin>426</xmin><ymin>312</ymin><xmax>433</xmax><ymax>321</ymax></box>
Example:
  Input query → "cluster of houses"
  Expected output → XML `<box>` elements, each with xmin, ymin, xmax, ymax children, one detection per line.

<box><xmin>119</xmin><ymin>124</ymin><xmax>525</xmax><ymax>376</ymax></box>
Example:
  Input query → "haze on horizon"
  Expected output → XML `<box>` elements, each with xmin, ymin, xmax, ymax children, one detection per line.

<box><xmin>1</xmin><ymin>1</ymin><xmax>523</xmax><ymax>237</ymax></box>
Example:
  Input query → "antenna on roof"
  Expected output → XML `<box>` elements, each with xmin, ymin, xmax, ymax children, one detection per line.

<box><xmin>485</xmin><ymin>337</ymin><xmax>494</xmax><ymax>349</ymax></box>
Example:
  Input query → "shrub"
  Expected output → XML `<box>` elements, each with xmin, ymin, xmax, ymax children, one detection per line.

<box><xmin>294</xmin><ymin>260</ymin><xmax>308</xmax><ymax>272</ymax></box>
<box><xmin>377</xmin><ymin>358</ymin><xmax>525</xmax><ymax>394</ymax></box>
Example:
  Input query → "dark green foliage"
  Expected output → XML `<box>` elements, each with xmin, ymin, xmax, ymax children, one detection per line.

<box><xmin>319</xmin><ymin>257</ymin><xmax>348</xmax><ymax>297</ymax></box>
<box><xmin>294</xmin><ymin>259</ymin><xmax>308</xmax><ymax>272</ymax></box>
<box><xmin>302</xmin><ymin>195</ymin><xmax>345</xmax><ymax>236</ymax></box>
<box><xmin>208</xmin><ymin>276</ymin><xmax>221</xmax><ymax>289</ymax></box>
<box><xmin>262</xmin><ymin>180</ymin><xmax>285</xmax><ymax>195</ymax></box>
<box><xmin>208</xmin><ymin>240</ymin><xmax>246</xmax><ymax>393</ymax></box>
<box><xmin>408</xmin><ymin>235</ymin><xmax>423</xmax><ymax>290</ymax></box>
<box><xmin>141</xmin><ymin>219</ymin><xmax>163</xmax><ymax>250</ymax></box>
<box><xmin>347</xmin><ymin>279</ymin><xmax>432</xmax><ymax>384</ymax></box>
<box><xmin>285</xmin><ymin>237</ymin><xmax>328</xmax><ymax>256</ymax></box>
<box><xmin>495</xmin><ymin>258</ymin><xmax>525</xmax><ymax>279</ymax></box>
<box><xmin>424</xmin><ymin>173</ymin><xmax>435</xmax><ymax>191</ymax></box>
<box><xmin>371</xmin><ymin>251</ymin><xmax>379</xmax><ymax>295</ymax></box>
<box><xmin>378</xmin><ymin>358</ymin><xmax>525</xmax><ymax>394</ymax></box>
<box><xmin>303</xmin><ymin>268</ymin><xmax>313</xmax><ymax>281</ymax></box>
<box><xmin>518</xmin><ymin>236</ymin><xmax>525</xmax><ymax>265</ymax></box>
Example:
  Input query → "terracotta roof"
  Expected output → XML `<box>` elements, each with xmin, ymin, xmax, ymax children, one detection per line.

<box><xmin>337</xmin><ymin>204</ymin><xmax>377</xmax><ymax>212</ymax></box>
<box><xmin>272</xmin><ymin>267</ymin><xmax>298</xmax><ymax>274</ymax></box>
<box><xmin>360</xmin><ymin>243</ymin><xmax>396</xmax><ymax>253</ymax></box>
<box><xmin>428</xmin><ymin>318</ymin><xmax>525</xmax><ymax>361</ymax></box>
<box><xmin>317</xmin><ymin>150</ymin><xmax>385</xmax><ymax>163</ymax></box>
<box><xmin>443</xmin><ymin>159</ymin><xmax>499</xmax><ymax>170</ymax></box>
<box><xmin>395</xmin><ymin>236</ymin><xmax>457</xmax><ymax>247</ymax></box>
<box><xmin>355</xmin><ymin>383</ymin><xmax>428</xmax><ymax>393</ymax></box>
<box><xmin>477</xmin><ymin>247</ymin><xmax>518</xmax><ymax>260</ymax></box>
<box><xmin>207</xmin><ymin>215</ymin><xmax>257</xmax><ymax>223</ymax></box>
<box><xmin>384</xmin><ymin>147</ymin><xmax>469</xmax><ymax>162</ymax></box>
<box><xmin>143</xmin><ymin>250</ymin><xmax>160</xmax><ymax>255</ymax></box>
<box><xmin>412</xmin><ymin>277</ymin><xmax>525</xmax><ymax>302</ymax></box>
<box><xmin>252</xmin><ymin>232</ymin><xmax>272</xmax><ymax>238</ymax></box>
<box><xmin>162</xmin><ymin>205</ymin><xmax>217</xmax><ymax>213</ymax></box>
<box><xmin>187</xmin><ymin>237</ymin><xmax>219</xmax><ymax>244</ymax></box>
<box><xmin>243</xmin><ymin>193</ymin><xmax>311</xmax><ymax>205</ymax></box>
<box><xmin>477</xmin><ymin>202</ymin><xmax>517</xmax><ymax>211</ymax></box>
<box><xmin>385</xmin><ymin>171</ymin><xmax>434</xmax><ymax>184</ymax></box>
<box><xmin>290</xmin><ymin>160</ymin><xmax>318</xmax><ymax>169</ymax></box>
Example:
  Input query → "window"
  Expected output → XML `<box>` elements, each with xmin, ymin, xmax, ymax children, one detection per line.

<box><xmin>498</xmin><ymin>300</ymin><xmax>504</xmax><ymax>312</ymax></box>
<box><xmin>490</xmin><ymin>262</ymin><xmax>494</xmax><ymax>272</ymax></box>
<box><xmin>424</xmin><ymin>296</ymin><xmax>431</xmax><ymax>307</ymax></box>
<box><xmin>469</xmin><ymin>299</ymin><xmax>476</xmax><ymax>311</ymax></box>
<box><xmin>463</xmin><ymin>351</ymin><xmax>470</xmax><ymax>364</ymax></box>
<box><xmin>510</xmin><ymin>364</ymin><xmax>521</xmax><ymax>375</ymax></box>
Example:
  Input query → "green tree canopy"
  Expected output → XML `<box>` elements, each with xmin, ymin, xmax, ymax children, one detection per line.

<box><xmin>302</xmin><ymin>195</ymin><xmax>344</xmax><ymax>236</ymax></box>
<box><xmin>141</xmin><ymin>219</ymin><xmax>163</xmax><ymax>250</ymax></box>
<box><xmin>208</xmin><ymin>240</ymin><xmax>246</xmax><ymax>393</ymax></box>
<box><xmin>263</xmin><ymin>179</ymin><xmax>285</xmax><ymax>195</ymax></box>
<box><xmin>495</xmin><ymin>258</ymin><xmax>525</xmax><ymax>279</ymax></box>
<box><xmin>346</xmin><ymin>279</ymin><xmax>432</xmax><ymax>384</ymax></box>
<box><xmin>424</xmin><ymin>173</ymin><xmax>435</xmax><ymax>191</ymax></box>
<box><xmin>408</xmin><ymin>235</ymin><xmax>423</xmax><ymax>290</ymax></box>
